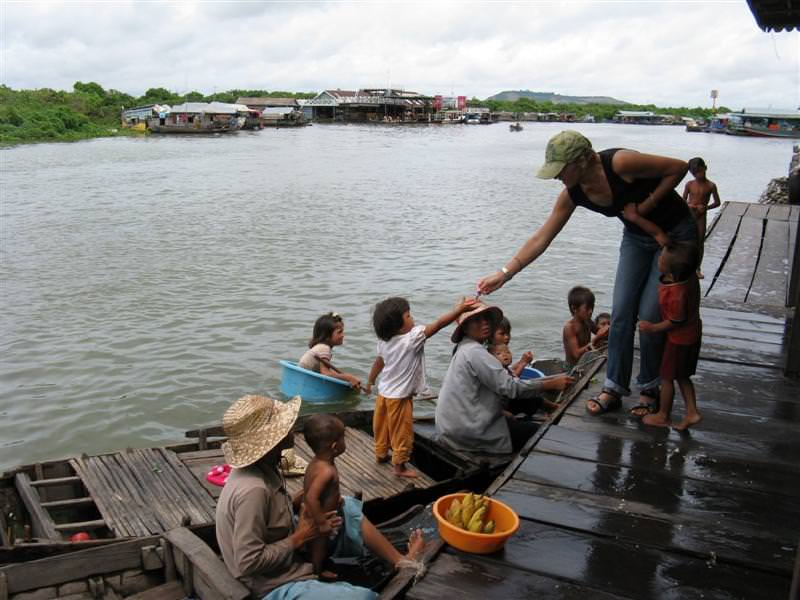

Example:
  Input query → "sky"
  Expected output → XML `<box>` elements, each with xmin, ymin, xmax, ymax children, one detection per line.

<box><xmin>1</xmin><ymin>1</ymin><xmax>798</xmax><ymax>109</ymax></box>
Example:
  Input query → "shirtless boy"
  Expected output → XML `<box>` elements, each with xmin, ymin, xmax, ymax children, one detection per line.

<box><xmin>683</xmin><ymin>157</ymin><xmax>721</xmax><ymax>278</ymax></box>
<box><xmin>303</xmin><ymin>414</ymin><xmax>346</xmax><ymax>580</ymax></box>
<box><xmin>563</xmin><ymin>286</ymin><xmax>608</xmax><ymax>368</ymax></box>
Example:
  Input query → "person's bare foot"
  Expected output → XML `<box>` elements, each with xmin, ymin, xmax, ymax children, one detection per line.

<box><xmin>406</xmin><ymin>528</ymin><xmax>425</xmax><ymax>560</ymax></box>
<box><xmin>393</xmin><ymin>463</ymin><xmax>419</xmax><ymax>478</ymax></box>
<box><xmin>642</xmin><ymin>413</ymin><xmax>671</xmax><ymax>427</ymax></box>
<box><xmin>319</xmin><ymin>570</ymin><xmax>338</xmax><ymax>581</ymax></box>
<box><xmin>673</xmin><ymin>412</ymin><xmax>702</xmax><ymax>431</ymax></box>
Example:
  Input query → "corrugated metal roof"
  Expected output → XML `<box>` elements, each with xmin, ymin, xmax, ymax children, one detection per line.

<box><xmin>747</xmin><ymin>0</ymin><xmax>799</xmax><ymax>31</ymax></box>
<box><xmin>237</xmin><ymin>97</ymin><xmax>298</xmax><ymax>107</ymax></box>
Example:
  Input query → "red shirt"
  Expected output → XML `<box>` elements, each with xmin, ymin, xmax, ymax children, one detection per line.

<box><xmin>658</xmin><ymin>276</ymin><xmax>701</xmax><ymax>345</ymax></box>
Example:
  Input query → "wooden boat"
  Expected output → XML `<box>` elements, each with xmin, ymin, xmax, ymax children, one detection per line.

<box><xmin>0</xmin><ymin>502</ymin><xmax>436</xmax><ymax>600</ymax></box>
<box><xmin>726</xmin><ymin>109</ymin><xmax>800</xmax><ymax>138</ymax></box>
<box><xmin>0</xmin><ymin>409</ymin><xmax>499</xmax><ymax>565</ymax></box>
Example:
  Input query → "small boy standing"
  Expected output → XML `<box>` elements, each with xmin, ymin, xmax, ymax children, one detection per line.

<box><xmin>563</xmin><ymin>286</ymin><xmax>608</xmax><ymax>368</ymax></box>
<box><xmin>366</xmin><ymin>296</ymin><xmax>477</xmax><ymax>478</ymax></box>
<box><xmin>683</xmin><ymin>157</ymin><xmax>721</xmax><ymax>278</ymax></box>
<box><xmin>639</xmin><ymin>242</ymin><xmax>703</xmax><ymax>430</ymax></box>
<box><xmin>302</xmin><ymin>414</ymin><xmax>346</xmax><ymax>580</ymax></box>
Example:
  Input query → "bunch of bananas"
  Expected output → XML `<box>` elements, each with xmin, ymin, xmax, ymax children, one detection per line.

<box><xmin>444</xmin><ymin>493</ymin><xmax>496</xmax><ymax>534</ymax></box>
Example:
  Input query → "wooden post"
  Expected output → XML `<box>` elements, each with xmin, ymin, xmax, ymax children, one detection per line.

<box><xmin>785</xmin><ymin>215</ymin><xmax>800</xmax><ymax>376</ymax></box>
<box><xmin>161</xmin><ymin>539</ymin><xmax>176</xmax><ymax>581</ymax></box>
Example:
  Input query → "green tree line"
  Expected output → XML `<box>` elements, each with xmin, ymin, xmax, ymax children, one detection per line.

<box><xmin>0</xmin><ymin>82</ymin><xmax>316</xmax><ymax>145</ymax></box>
<box><xmin>1</xmin><ymin>81</ymin><xmax>727</xmax><ymax>145</ymax></box>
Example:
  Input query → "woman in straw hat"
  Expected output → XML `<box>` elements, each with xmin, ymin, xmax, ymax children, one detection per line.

<box><xmin>477</xmin><ymin>131</ymin><xmax>697</xmax><ymax>418</ymax></box>
<box><xmin>215</xmin><ymin>394</ymin><xmax>424</xmax><ymax>599</ymax></box>
<box><xmin>435</xmin><ymin>304</ymin><xmax>575</xmax><ymax>454</ymax></box>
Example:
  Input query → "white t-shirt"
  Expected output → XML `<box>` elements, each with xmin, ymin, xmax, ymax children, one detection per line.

<box><xmin>298</xmin><ymin>343</ymin><xmax>332</xmax><ymax>372</ymax></box>
<box><xmin>377</xmin><ymin>325</ymin><xmax>427</xmax><ymax>398</ymax></box>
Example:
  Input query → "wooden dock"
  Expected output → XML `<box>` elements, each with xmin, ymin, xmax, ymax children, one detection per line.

<box><xmin>405</xmin><ymin>202</ymin><xmax>800</xmax><ymax>600</ymax></box>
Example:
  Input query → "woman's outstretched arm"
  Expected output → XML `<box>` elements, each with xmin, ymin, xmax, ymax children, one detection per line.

<box><xmin>477</xmin><ymin>188</ymin><xmax>576</xmax><ymax>294</ymax></box>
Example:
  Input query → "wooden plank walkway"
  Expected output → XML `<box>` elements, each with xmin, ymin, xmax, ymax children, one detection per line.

<box><xmin>70</xmin><ymin>448</ymin><xmax>217</xmax><ymax>538</ymax></box>
<box><xmin>408</xmin><ymin>201</ymin><xmax>800</xmax><ymax>600</ymax></box>
<box><xmin>180</xmin><ymin>427</ymin><xmax>436</xmax><ymax>503</ymax></box>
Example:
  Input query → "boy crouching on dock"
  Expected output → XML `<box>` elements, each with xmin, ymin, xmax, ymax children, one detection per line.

<box><xmin>366</xmin><ymin>296</ymin><xmax>478</xmax><ymax>477</ymax></box>
<box><xmin>638</xmin><ymin>242</ymin><xmax>703</xmax><ymax>430</ymax></box>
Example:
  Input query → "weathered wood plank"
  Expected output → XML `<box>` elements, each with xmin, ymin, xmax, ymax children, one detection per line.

<box><xmin>748</xmin><ymin>218</ymin><xmax>791</xmax><ymax>306</ymax></box>
<box><xmin>513</xmin><ymin>452</ymin><xmax>800</xmax><ymax>536</ymax></box>
<box><xmin>40</xmin><ymin>496</ymin><xmax>95</xmax><ymax>509</ymax></box>
<box><xmin>707</xmin><ymin>213</ymin><xmax>764</xmax><ymax>303</ymax></box>
<box><xmin>701</xmin><ymin>202</ymin><xmax>743</xmax><ymax>294</ymax></box>
<box><xmin>536</xmin><ymin>425</ymin><xmax>800</xmax><ymax>497</ymax></box>
<box><xmin>495</xmin><ymin>477</ymin><xmax>796</xmax><ymax>575</ymax></box>
<box><xmin>125</xmin><ymin>580</ymin><xmax>184</xmax><ymax>600</ymax></box>
<box><xmin>767</xmin><ymin>204</ymin><xmax>792</xmax><ymax>221</ymax></box>
<box><xmin>407</xmin><ymin>552</ymin><xmax>633</xmax><ymax>600</ymax></box>
<box><xmin>492</xmin><ymin>519</ymin><xmax>789</xmax><ymax>600</ymax></box>
<box><xmin>745</xmin><ymin>203</ymin><xmax>770</xmax><ymax>219</ymax></box>
<box><xmin>28</xmin><ymin>476</ymin><xmax>81</xmax><ymax>487</ymax></box>
<box><xmin>70</xmin><ymin>458</ymin><xmax>135</xmax><ymax>538</ymax></box>
<box><xmin>14</xmin><ymin>473</ymin><xmax>62</xmax><ymax>541</ymax></box>
<box><xmin>0</xmin><ymin>536</ymin><xmax>159</xmax><ymax>593</ymax></box>
<box><xmin>164</xmin><ymin>527</ymin><xmax>250</xmax><ymax>600</ymax></box>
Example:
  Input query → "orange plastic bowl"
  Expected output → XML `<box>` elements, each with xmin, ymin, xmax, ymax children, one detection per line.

<box><xmin>433</xmin><ymin>493</ymin><xmax>520</xmax><ymax>554</ymax></box>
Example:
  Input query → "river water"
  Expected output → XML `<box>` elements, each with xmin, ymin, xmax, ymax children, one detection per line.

<box><xmin>0</xmin><ymin>123</ymin><xmax>793</xmax><ymax>470</ymax></box>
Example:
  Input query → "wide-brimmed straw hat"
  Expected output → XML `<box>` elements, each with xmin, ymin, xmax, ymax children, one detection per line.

<box><xmin>222</xmin><ymin>394</ymin><xmax>301</xmax><ymax>468</ymax></box>
<box><xmin>451</xmin><ymin>303</ymin><xmax>504</xmax><ymax>343</ymax></box>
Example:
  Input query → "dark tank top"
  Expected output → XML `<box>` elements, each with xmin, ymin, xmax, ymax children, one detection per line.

<box><xmin>568</xmin><ymin>148</ymin><xmax>689</xmax><ymax>236</ymax></box>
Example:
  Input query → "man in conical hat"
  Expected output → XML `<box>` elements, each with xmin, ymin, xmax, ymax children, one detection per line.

<box><xmin>216</xmin><ymin>394</ymin><xmax>425</xmax><ymax>599</ymax></box>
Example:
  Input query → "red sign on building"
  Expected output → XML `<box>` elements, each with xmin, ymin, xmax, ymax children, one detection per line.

<box><xmin>457</xmin><ymin>96</ymin><xmax>466</xmax><ymax>110</ymax></box>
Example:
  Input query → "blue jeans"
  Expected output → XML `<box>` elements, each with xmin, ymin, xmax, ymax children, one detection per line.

<box><xmin>604</xmin><ymin>216</ymin><xmax>697</xmax><ymax>397</ymax></box>
<box><xmin>264</xmin><ymin>497</ymin><xmax>375</xmax><ymax>600</ymax></box>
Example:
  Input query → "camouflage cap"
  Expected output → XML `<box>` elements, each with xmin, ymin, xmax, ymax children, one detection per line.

<box><xmin>536</xmin><ymin>130</ymin><xmax>592</xmax><ymax>179</ymax></box>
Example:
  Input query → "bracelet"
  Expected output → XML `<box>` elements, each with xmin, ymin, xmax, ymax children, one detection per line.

<box><xmin>501</xmin><ymin>266</ymin><xmax>513</xmax><ymax>282</ymax></box>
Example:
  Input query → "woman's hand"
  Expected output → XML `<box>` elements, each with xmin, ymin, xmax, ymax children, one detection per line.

<box><xmin>543</xmin><ymin>374</ymin><xmax>576</xmax><ymax>391</ymax></box>
<box><xmin>477</xmin><ymin>271</ymin><xmax>507</xmax><ymax>295</ymax></box>
<box><xmin>291</xmin><ymin>505</ymin><xmax>342</xmax><ymax>549</ymax></box>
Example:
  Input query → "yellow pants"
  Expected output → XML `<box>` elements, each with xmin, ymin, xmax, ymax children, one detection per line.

<box><xmin>373</xmin><ymin>394</ymin><xmax>414</xmax><ymax>465</ymax></box>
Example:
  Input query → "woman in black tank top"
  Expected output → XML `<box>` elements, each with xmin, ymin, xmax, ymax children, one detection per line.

<box><xmin>477</xmin><ymin>131</ymin><xmax>697</xmax><ymax>417</ymax></box>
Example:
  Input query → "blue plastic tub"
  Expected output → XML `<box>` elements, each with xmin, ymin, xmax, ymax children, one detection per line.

<box><xmin>519</xmin><ymin>367</ymin><xmax>545</xmax><ymax>380</ymax></box>
<box><xmin>279</xmin><ymin>360</ymin><xmax>354</xmax><ymax>403</ymax></box>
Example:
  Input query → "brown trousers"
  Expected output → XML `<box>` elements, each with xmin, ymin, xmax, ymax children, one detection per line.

<box><xmin>373</xmin><ymin>394</ymin><xmax>414</xmax><ymax>465</ymax></box>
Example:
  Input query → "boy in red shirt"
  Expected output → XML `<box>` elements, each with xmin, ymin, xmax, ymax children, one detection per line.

<box><xmin>638</xmin><ymin>242</ymin><xmax>702</xmax><ymax>430</ymax></box>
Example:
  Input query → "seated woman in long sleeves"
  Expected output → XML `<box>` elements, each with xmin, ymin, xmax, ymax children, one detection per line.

<box><xmin>435</xmin><ymin>304</ymin><xmax>575</xmax><ymax>455</ymax></box>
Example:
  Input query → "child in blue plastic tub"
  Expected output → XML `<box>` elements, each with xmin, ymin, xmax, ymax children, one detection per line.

<box><xmin>298</xmin><ymin>312</ymin><xmax>362</xmax><ymax>390</ymax></box>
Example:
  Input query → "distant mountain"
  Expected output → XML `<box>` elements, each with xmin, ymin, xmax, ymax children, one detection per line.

<box><xmin>488</xmin><ymin>90</ymin><xmax>628</xmax><ymax>105</ymax></box>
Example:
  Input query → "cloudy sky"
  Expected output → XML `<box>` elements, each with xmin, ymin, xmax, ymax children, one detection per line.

<box><xmin>2</xmin><ymin>1</ymin><xmax>798</xmax><ymax>108</ymax></box>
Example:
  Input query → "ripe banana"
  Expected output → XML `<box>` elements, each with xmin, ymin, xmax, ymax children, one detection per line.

<box><xmin>467</xmin><ymin>506</ymin><xmax>487</xmax><ymax>532</ymax></box>
<box><xmin>483</xmin><ymin>520</ymin><xmax>496</xmax><ymax>534</ymax></box>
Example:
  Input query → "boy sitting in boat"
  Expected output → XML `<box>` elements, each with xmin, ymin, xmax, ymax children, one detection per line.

<box><xmin>683</xmin><ymin>157</ymin><xmax>721</xmax><ymax>278</ymax></box>
<box><xmin>298</xmin><ymin>312</ymin><xmax>362</xmax><ymax>390</ymax></box>
<box><xmin>563</xmin><ymin>286</ymin><xmax>608</xmax><ymax>368</ymax></box>
<box><xmin>303</xmin><ymin>414</ymin><xmax>347</xmax><ymax>580</ymax></box>
<box><xmin>366</xmin><ymin>296</ymin><xmax>478</xmax><ymax>478</ymax></box>
<box><xmin>491</xmin><ymin>316</ymin><xmax>534</xmax><ymax>377</ymax></box>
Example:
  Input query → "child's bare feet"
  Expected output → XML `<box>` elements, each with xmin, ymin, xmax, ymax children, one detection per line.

<box><xmin>642</xmin><ymin>413</ymin><xmax>671</xmax><ymax>427</ymax></box>
<box><xmin>673</xmin><ymin>412</ymin><xmax>703</xmax><ymax>431</ymax></box>
<box><xmin>319</xmin><ymin>570</ymin><xmax>338</xmax><ymax>581</ymax></box>
<box><xmin>406</xmin><ymin>529</ymin><xmax>425</xmax><ymax>561</ymax></box>
<box><xmin>393</xmin><ymin>463</ymin><xmax>419</xmax><ymax>478</ymax></box>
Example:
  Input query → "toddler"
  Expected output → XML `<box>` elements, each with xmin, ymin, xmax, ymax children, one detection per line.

<box><xmin>298</xmin><ymin>312</ymin><xmax>361</xmax><ymax>390</ymax></box>
<box><xmin>593</xmin><ymin>312</ymin><xmax>611</xmax><ymax>350</ymax></box>
<box><xmin>366</xmin><ymin>296</ymin><xmax>477</xmax><ymax>477</ymax></box>
<box><xmin>303</xmin><ymin>414</ymin><xmax>346</xmax><ymax>579</ymax></box>
<box><xmin>639</xmin><ymin>242</ymin><xmax>703</xmax><ymax>430</ymax></box>
<box><xmin>491</xmin><ymin>316</ymin><xmax>534</xmax><ymax>377</ymax></box>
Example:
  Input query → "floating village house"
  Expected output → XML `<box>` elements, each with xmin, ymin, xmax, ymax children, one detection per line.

<box><xmin>146</xmin><ymin>102</ymin><xmax>249</xmax><ymax>133</ymax></box>
<box><xmin>237</xmin><ymin>97</ymin><xmax>305</xmax><ymax>127</ymax></box>
<box><xmin>304</xmin><ymin>88</ymin><xmax>433</xmax><ymax>122</ymax></box>
<box><xmin>614</xmin><ymin>110</ymin><xmax>676</xmax><ymax>125</ymax></box>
